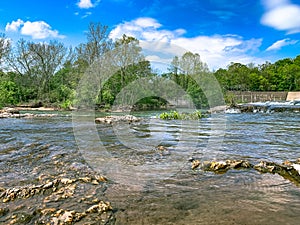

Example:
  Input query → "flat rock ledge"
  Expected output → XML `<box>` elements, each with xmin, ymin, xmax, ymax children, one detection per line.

<box><xmin>191</xmin><ymin>158</ymin><xmax>300</xmax><ymax>185</ymax></box>
<box><xmin>0</xmin><ymin>176</ymin><xmax>114</xmax><ymax>224</ymax></box>
<box><xmin>0</xmin><ymin>108</ymin><xmax>58</xmax><ymax>119</ymax></box>
<box><xmin>95</xmin><ymin>115</ymin><xmax>141</xmax><ymax>124</ymax></box>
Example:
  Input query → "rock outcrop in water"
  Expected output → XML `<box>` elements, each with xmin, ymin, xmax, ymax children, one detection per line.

<box><xmin>95</xmin><ymin>115</ymin><xmax>141</xmax><ymax>124</ymax></box>
<box><xmin>0</xmin><ymin>108</ymin><xmax>59</xmax><ymax>119</ymax></box>
<box><xmin>0</xmin><ymin>175</ymin><xmax>114</xmax><ymax>224</ymax></box>
<box><xmin>191</xmin><ymin>158</ymin><xmax>300</xmax><ymax>186</ymax></box>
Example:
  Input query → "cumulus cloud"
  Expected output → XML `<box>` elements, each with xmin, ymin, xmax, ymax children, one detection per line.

<box><xmin>109</xmin><ymin>17</ymin><xmax>263</xmax><ymax>70</ymax></box>
<box><xmin>261</xmin><ymin>0</ymin><xmax>300</xmax><ymax>33</ymax></box>
<box><xmin>77</xmin><ymin>0</ymin><xmax>100</xmax><ymax>9</ymax></box>
<box><xmin>262</xmin><ymin>0</ymin><xmax>289</xmax><ymax>9</ymax></box>
<box><xmin>5</xmin><ymin>19</ymin><xmax>65</xmax><ymax>39</ymax></box>
<box><xmin>5</xmin><ymin>19</ymin><xmax>24</xmax><ymax>32</ymax></box>
<box><xmin>266</xmin><ymin>38</ymin><xmax>298</xmax><ymax>51</ymax></box>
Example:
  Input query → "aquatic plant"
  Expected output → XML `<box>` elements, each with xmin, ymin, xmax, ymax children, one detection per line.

<box><xmin>158</xmin><ymin>110</ymin><xmax>205</xmax><ymax>120</ymax></box>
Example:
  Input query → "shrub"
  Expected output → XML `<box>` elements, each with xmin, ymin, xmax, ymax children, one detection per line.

<box><xmin>159</xmin><ymin>110</ymin><xmax>204</xmax><ymax>120</ymax></box>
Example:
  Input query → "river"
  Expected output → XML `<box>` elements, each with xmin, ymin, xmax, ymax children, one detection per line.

<box><xmin>0</xmin><ymin>111</ymin><xmax>300</xmax><ymax>224</ymax></box>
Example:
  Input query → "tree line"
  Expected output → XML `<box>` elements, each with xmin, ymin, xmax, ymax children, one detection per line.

<box><xmin>0</xmin><ymin>22</ymin><xmax>299</xmax><ymax>109</ymax></box>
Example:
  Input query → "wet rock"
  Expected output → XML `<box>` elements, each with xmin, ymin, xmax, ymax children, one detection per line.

<box><xmin>191</xmin><ymin>160</ymin><xmax>200</xmax><ymax>170</ymax></box>
<box><xmin>157</xmin><ymin>145</ymin><xmax>167</xmax><ymax>151</ymax></box>
<box><xmin>95</xmin><ymin>115</ymin><xmax>141</xmax><ymax>124</ymax></box>
<box><xmin>0</xmin><ymin>207</ymin><xmax>9</xmax><ymax>216</ymax></box>
<box><xmin>86</xmin><ymin>201</ymin><xmax>112</xmax><ymax>213</ymax></box>
<box><xmin>192</xmin><ymin>159</ymin><xmax>253</xmax><ymax>173</ymax></box>
<box><xmin>60</xmin><ymin>178</ymin><xmax>76</xmax><ymax>185</ymax></box>
<box><xmin>57</xmin><ymin>210</ymin><xmax>76</xmax><ymax>223</ymax></box>
<box><xmin>1</xmin><ymin>174</ymin><xmax>114</xmax><ymax>224</ymax></box>
<box><xmin>254</xmin><ymin>161</ymin><xmax>278</xmax><ymax>173</ymax></box>
<box><xmin>0</xmin><ymin>176</ymin><xmax>107</xmax><ymax>203</ymax></box>
<box><xmin>0</xmin><ymin>107</ymin><xmax>60</xmax><ymax>119</ymax></box>
<box><xmin>227</xmin><ymin>159</ymin><xmax>252</xmax><ymax>169</ymax></box>
<box><xmin>192</xmin><ymin>159</ymin><xmax>300</xmax><ymax>187</ymax></box>
<box><xmin>210</xmin><ymin>161</ymin><xmax>228</xmax><ymax>171</ymax></box>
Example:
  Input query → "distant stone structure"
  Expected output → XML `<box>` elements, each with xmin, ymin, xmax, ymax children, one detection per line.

<box><xmin>228</xmin><ymin>91</ymin><xmax>287</xmax><ymax>103</ymax></box>
<box><xmin>286</xmin><ymin>92</ymin><xmax>300</xmax><ymax>101</ymax></box>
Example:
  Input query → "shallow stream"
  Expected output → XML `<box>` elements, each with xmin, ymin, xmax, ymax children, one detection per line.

<box><xmin>1</xmin><ymin>111</ymin><xmax>300</xmax><ymax>224</ymax></box>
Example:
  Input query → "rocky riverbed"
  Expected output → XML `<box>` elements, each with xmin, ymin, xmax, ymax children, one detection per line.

<box><xmin>0</xmin><ymin>141</ymin><xmax>115</xmax><ymax>225</ymax></box>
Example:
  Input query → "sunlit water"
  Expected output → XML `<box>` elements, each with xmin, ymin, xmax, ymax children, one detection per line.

<box><xmin>1</xmin><ymin>112</ymin><xmax>300</xmax><ymax>224</ymax></box>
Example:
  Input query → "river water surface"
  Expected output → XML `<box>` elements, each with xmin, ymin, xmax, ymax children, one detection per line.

<box><xmin>1</xmin><ymin>111</ymin><xmax>300</xmax><ymax>224</ymax></box>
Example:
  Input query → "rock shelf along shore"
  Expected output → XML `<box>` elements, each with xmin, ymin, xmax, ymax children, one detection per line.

<box><xmin>191</xmin><ymin>158</ymin><xmax>300</xmax><ymax>186</ymax></box>
<box><xmin>0</xmin><ymin>107</ymin><xmax>59</xmax><ymax>119</ymax></box>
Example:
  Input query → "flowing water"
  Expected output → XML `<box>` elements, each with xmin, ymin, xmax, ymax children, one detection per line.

<box><xmin>0</xmin><ymin>111</ymin><xmax>300</xmax><ymax>224</ymax></box>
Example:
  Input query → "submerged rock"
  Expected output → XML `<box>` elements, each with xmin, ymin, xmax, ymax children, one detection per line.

<box><xmin>0</xmin><ymin>174</ymin><xmax>114</xmax><ymax>224</ymax></box>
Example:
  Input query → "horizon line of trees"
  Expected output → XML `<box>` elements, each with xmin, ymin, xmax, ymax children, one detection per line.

<box><xmin>0</xmin><ymin>22</ymin><xmax>300</xmax><ymax>109</ymax></box>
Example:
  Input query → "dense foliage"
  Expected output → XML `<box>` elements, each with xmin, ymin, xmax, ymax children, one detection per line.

<box><xmin>215</xmin><ymin>59</ymin><xmax>300</xmax><ymax>92</ymax></box>
<box><xmin>0</xmin><ymin>22</ymin><xmax>299</xmax><ymax>109</ymax></box>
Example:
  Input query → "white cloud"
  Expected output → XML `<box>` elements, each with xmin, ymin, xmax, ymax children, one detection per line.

<box><xmin>261</xmin><ymin>0</ymin><xmax>300</xmax><ymax>33</ymax></box>
<box><xmin>266</xmin><ymin>38</ymin><xmax>298</xmax><ymax>51</ymax></box>
<box><xmin>109</xmin><ymin>17</ymin><xmax>263</xmax><ymax>70</ymax></box>
<box><xmin>77</xmin><ymin>0</ymin><xmax>93</xmax><ymax>8</ymax></box>
<box><xmin>77</xmin><ymin>0</ymin><xmax>100</xmax><ymax>9</ymax></box>
<box><xmin>5</xmin><ymin>19</ymin><xmax>65</xmax><ymax>39</ymax></box>
<box><xmin>134</xmin><ymin>18</ymin><xmax>161</xmax><ymax>29</ymax></box>
<box><xmin>81</xmin><ymin>12</ymin><xmax>92</xmax><ymax>19</ymax></box>
<box><xmin>110</xmin><ymin>17</ymin><xmax>187</xmax><ymax>44</ymax></box>
<box><xmin>5</xmin><ymin>19</ymin><xmax>24</xmax><ymax>32</ymax></box>
<box><xmin>262</xmin><ymin>0</ymin><xmax>289</xmax><ymax>9</ymax></box>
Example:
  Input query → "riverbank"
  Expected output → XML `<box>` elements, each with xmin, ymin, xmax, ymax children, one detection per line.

<box><xmin>0</xmin><ymin>107</ymin><xmax>62</xmax><ymax>119</ymax></box>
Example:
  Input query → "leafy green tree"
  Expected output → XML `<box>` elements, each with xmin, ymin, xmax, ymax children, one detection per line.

<box><xmin>227</xmin><ymin>62</ymin><xmax>251</xmax><ymax>91</ymax></box>
<box><xmin>168</xmin><ymin>51</ymin><xmax>210</xmax><ymax>108</ymax></box>
<box><xmin>0</xmin><ymin>80</ymin><xmax>19</xmax><ymax>107</ymax></box>
<box><xmin>109</xmin><ymin>34</ymin><xmax>146</xmax><ymax>104</ymax></box>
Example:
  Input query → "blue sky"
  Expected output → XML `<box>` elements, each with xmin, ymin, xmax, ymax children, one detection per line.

<box><xmin>1</xmin><ymin>0</ymin><xmax>300</xmax><ymax>70</ymax></box>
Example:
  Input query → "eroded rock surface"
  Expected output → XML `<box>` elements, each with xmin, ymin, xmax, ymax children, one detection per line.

<box><xmin>191</xmin><ymin>158</ymin><xmax>300</xmax><ymax>186</ymax></box>
<box><xmin>95</xmin><ymin>115</ymin><xmax>141</xmax><ymax>124</ymax></box>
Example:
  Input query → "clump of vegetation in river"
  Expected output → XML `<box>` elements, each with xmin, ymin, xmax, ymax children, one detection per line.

<box><xmin>158</xmin><ymin>110</ymin><xmax>205</xmax><ymax>120</ymax></box>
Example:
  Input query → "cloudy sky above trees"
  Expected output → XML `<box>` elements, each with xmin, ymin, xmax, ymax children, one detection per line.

<box><xmin>1</xmin><ymin>0</ymin><xmax>300</xmax><ymax>70</ymax></box>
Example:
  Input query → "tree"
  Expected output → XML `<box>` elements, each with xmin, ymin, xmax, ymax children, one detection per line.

<box><xmin>0</xmin><ymin>33</ymin><xmax>11</xmax><ymax>69</ymax></box>
<box><xmin>226</xmin><ymin>62</ymin><xmax>251</xmax><ymax>91</ymax></box>
<box><xmin>111</xmin><ymin>34</ymin><xmax>145</xmax><ymax>103</ymax></box>
<box><xmin>7</xmin><ymin>39</ymin><xmax>69</xmax><ymax>102</ymax></box>
<box><xmin>76</xmin><ymin>22</ymin><xmax>111</xmax><ymax>66</ymax></box>
<box><xmin>0</xmin><ymin>80</ymin><xmax>19</xmax><ymax>107</ymax></box>
<box><xmin>168</xmin><ymin>52</ymin><xmax>210</xmax><ymax>108</ymax></box>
